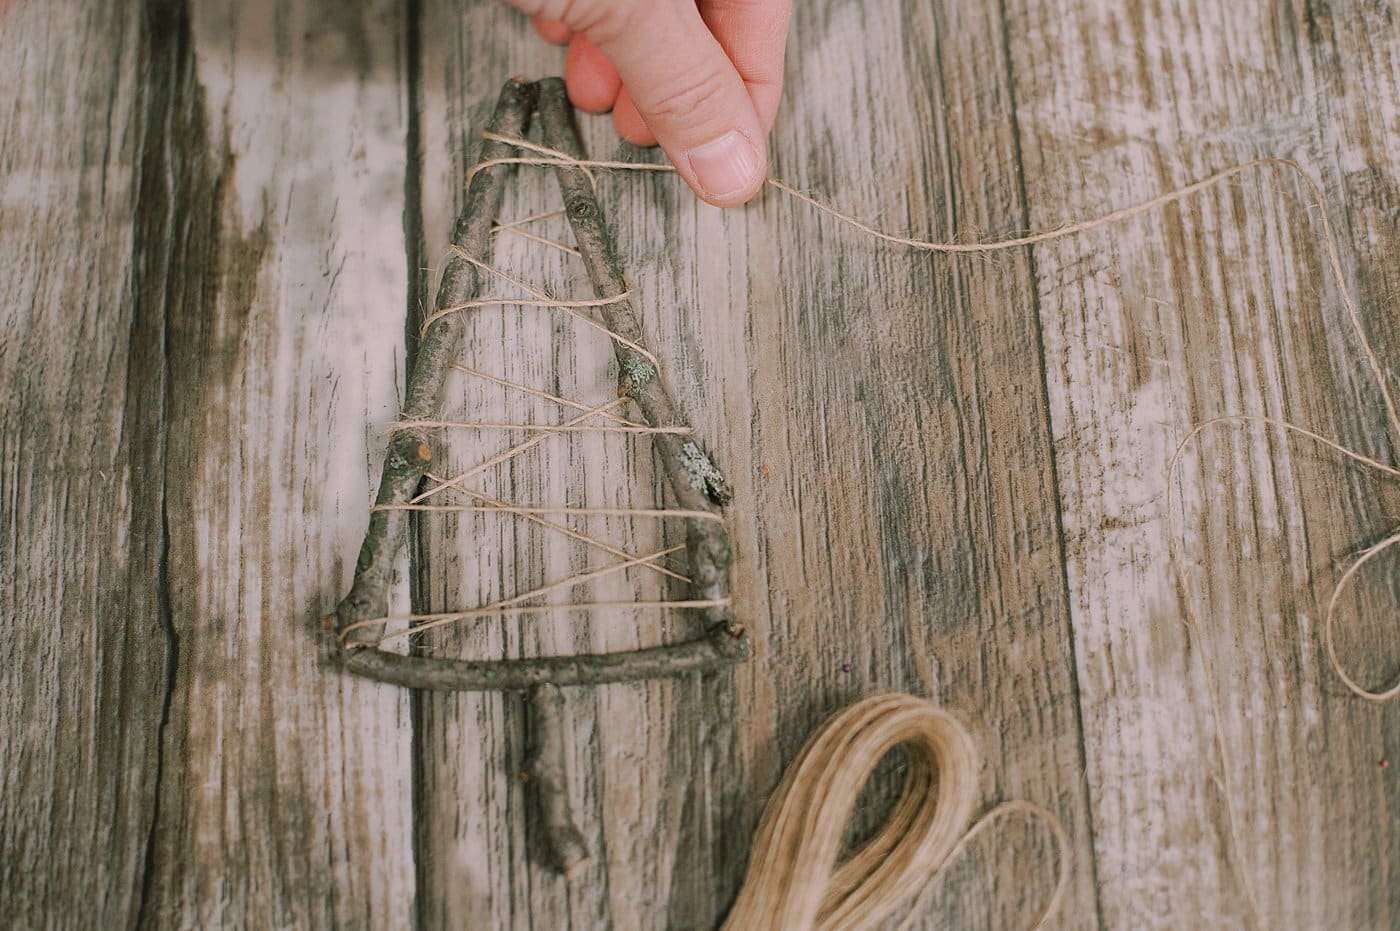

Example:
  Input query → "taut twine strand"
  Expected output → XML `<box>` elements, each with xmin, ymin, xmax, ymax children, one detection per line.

<box><xmin>472</xmin><ymin>128</ymin><xmax>1400</xmax><ymax>706</ymax></box>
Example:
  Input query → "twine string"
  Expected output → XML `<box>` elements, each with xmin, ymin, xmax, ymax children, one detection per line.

<box><xmin>393</xmin><ymin>419</ymin><xmax>694</xmax><ymax>435</ymax></box>
<box><xmin>475</xmin><ymin>127</ymin><xmax>1400</xmax><ymax>709</ymax></box>
<box><xmin>341</xmin><ymin>543</ymin><xmax>690</xmax><ymax>644</ymax></box>
<box><xmin>408</xmin><ymin>396</ymin><xmax>633</xmax><ymax>505</ymax></box>
<box><xmin>492</xmin><ymin>207</ymin><xmax>581</xmax><ymax>256</ymax></box>
<box><xmin>421</xmin><ymin>475</ymin><xmax>691</xmax><ymax>586</ymax></box>
<box><xmin>368</xmin><ymin>125</ymin><xmax>1400</xmax><ymax>929</ymax></box>
<box><xmin>466</xmin><ymin>129</ymin><xmax>1399</xmax><ymax>930</ymax></box>
<box><xmin>456</xmin><ymin>247</ymin><xmax>664</xmax><ymax>370</ymax></box>
<box><xmin>721</xmin><ymin>693</ymin><xmax>1068</xmax><ymax>931</ymax></box>
<box><xmin>376</xmin><ymin>503</ymin><xmax>722</xmax><ymax>521</ymax></box>
<box><xmin>344</xmin><ymin>245</ymin><xmax>730</xmax><ymax>645</ymax></box>
<box><xmin>475</xmin><ymin>131</ymin><xmax>1397</xmax><ymax>443</ymax></box>
<box><xmin>448</xmin><ymin>362</ymin><xmax>643</xmax><ymax>425</ymax></box>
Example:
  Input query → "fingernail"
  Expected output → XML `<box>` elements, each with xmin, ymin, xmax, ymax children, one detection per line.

<box><xmin>686</xmin><ymin>130</ymin><xmax>763</xmax><ymax>201</ymax></box>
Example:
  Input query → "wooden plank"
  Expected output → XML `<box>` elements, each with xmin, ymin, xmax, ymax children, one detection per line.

<box><xmin>11</xmin><ymin>0</ymin><xmax>1397</xmax><ymax>925</ymax></box>
<box><xmin>0</xmin><ymin>5</ymin><xmax>162</xmax><ymax>927</ymax></box>
<box><xmin>410</xmin><ymin>2</ymin><xmax>1095</xmax><ymax>927</ymax></box>
<box><xmin>403</xmin><ymin>21</ymin><xmax>618</xmax><ymax>931</ymax></box>
<box><xmin>1003</xmin><ymin>0</ymin><xmax>1400</xmax><ymax>926</ymax></box>
<box><xmin>127</xmin><ymin>0</ymin><xmax>418</xmax><ymax>925</ymax></box>
<box><xmin>741</xmin><ymin>3</ymin><xmax>1099</xmax><ymax>927</ymax></box>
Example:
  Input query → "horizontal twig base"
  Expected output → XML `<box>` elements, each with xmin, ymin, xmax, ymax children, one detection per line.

<box><xmin>338</xmin><ymin>625</ymin><xmax>749</xmax><ymax>691</ymax></box>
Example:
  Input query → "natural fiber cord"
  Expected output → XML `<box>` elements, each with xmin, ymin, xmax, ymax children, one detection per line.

<box><xmin>721</xmin><ymin>695</ymin><xmax>967</xmax><ymax>929</ymax></box>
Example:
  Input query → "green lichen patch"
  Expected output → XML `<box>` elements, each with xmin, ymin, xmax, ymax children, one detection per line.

<box><xmin>620</xmin><ymin>354</ymin><xmax>654</xmax><ymax>390</ymax></box>
<box><xmin>680</xmin><ymin>441</ymin><xmax>732</xmax><ymax>504</ymax></box>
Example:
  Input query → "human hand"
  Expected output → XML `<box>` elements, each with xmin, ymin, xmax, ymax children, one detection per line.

<box><xmin>504</xmin><ymin>0</ymin><xmax>792</xmax><ymax>207</ymax></box>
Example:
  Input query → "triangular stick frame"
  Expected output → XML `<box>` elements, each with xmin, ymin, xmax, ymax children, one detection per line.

<box><xmin>326</xmin><ymin>78</ymin><xmax>747</xmax><ymax>874</ymax></box>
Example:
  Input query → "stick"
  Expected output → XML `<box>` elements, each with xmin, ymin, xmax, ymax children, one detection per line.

<box><xmin>525</xmin><ymin>685</ymin><xmax>590</xmax><ymax>875</ymax></box>
<box><xmin>534</xmin><ymin>77</ymin><xmax>742</xmax><ymax>642</ymax></box>
<box><xmin>340</xmin><ymin>632</ymin><xmax>745</xmax><ymax>689</ymax></box>
<box><xmin>333</xmin><ymin>79</ymin><xmax>537</xmax><ymax>644</ymax></box>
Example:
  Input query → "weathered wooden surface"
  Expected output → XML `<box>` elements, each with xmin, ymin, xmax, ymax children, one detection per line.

<box><xmin>3</xmin><ymin>0</ymin><xmax>416</xmax><ymax>926</ymax></box>
<box><xmin>3</xmin><ymin>0</ymin><xmax>1398</xmax><ymax>928</ymax></box>
<box><xmin>1</xmin><ymin>6</ymin><xmax>163</xmax><ymax>927</ymax></box>
<box><xmin>1005</xmin><ymin>2</ymin><xmax>1400</xmax><ymax>926</ymax></box>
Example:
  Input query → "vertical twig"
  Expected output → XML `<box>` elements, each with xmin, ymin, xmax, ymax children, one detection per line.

<box><xmin>334</xmin><ymin>79</ymin><xmax>537</xmax><ymax>644</ymax></box>
<box><xmin>525</xmin><ymin>684</ymin><xmax>590</xmax><ymax>876</ymax></box>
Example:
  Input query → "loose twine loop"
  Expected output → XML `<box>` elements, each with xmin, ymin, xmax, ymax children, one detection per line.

<box><xmin>721</xmin><ymin>693</ymin><xmax>1067</xmax><ymax>931</ymax></box>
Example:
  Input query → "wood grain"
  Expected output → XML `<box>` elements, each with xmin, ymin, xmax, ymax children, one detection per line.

<box><xmin>0</xmin><ymin>0</ymin><xmax>417</xmax><ymax>926</ymax></box>
<box><xmin>743</xmin><ymin>1</ymin><xmax>1100</xmax><ymax>927</ymax></box>
<box><xmin>131</xmin><ymin>1</ymin><xmax>419</xmax><ymax>925</ymax></box>
<box><xmin>4</xmin><ymin>0</ymin><xmax>1399</xmax><ymax>927</ymax></box>
<box><xmin>1</xmin><ymin>5</ymin><xmax>161</xmax><ymax>926</ymax></box>
<box><xmin>408</xmin><ymin>1</ymin><xmax>1094</xmax><ymax>928</ymax></box>
<box><xmin>1003</xmin><ymin>0</ymin><xmax>1400</xmax><ymax>926</ymax></box>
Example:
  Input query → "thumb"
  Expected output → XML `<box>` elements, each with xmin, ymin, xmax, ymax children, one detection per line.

<box><xmin>586</xmin><ymin>1</ymin><xmax>768</xmax><ymax>205</ymax></box>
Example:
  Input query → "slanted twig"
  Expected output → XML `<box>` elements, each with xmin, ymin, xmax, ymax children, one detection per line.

<box><xmin>333</xmin><ymin>78</ymin><xmax>538</xmax><ymax>645</ymax></box>
<box><xmin>535</xmin><ymin>77</ymin><xmax>744</xmax><ymax>645</ymax></box>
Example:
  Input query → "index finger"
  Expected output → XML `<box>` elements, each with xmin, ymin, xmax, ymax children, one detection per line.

<box><xmin>697</xmin><ymin>0</ymin><xmax>792</xmax><ymax>131</ymax></box>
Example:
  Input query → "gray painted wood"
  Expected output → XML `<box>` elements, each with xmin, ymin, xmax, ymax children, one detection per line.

<box><xmin>3</xmin><ymin>0</ymin><xmax>1398</xmax><ymax>927</ymax></box>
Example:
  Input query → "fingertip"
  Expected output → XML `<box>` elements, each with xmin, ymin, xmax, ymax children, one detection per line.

<box><xmin>530</xmin><ymin>15</ymin><xmax>572</xmax><ymax>45</ymax></box>
<box><xmin>683</xmin><ymin>129</ymin><xmax>767</xmax><ymax>206</ymax></box>
<box><xmin>576</xmin><ymin>0</ymin><xmax>770</xmax><ymax>205</ymax></box>
<box><xmin>612</xmin><ymin>89</ymin><xmax>657</xmax><ymax>147</ymax></box>
<box><xmin>564</xmin><ymin>37</ymin><xmax>622</xmax><ymax>114</ymax></box>
<box><xmin>749</xmin><ymin>83</ymin><xmax>784</xmax><ymax>136</ymax></box>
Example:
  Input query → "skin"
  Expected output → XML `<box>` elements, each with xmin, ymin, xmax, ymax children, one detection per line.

<box><xmin>504</xmin><ymin>0</ymin><xmax>793</xmax><ymax>207</ymax></box>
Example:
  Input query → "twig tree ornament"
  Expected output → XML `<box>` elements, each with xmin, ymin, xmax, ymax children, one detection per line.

<box><xmin>329</xmin><ymin>77</ymin><xmax>746</xmax><ymax>874</ymax></box>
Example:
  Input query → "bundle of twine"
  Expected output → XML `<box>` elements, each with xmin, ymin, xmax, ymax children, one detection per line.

<box><xmin>722</xmin><ymin>693</ymin><xmax>982</xmax><ymax>931</ymax></box>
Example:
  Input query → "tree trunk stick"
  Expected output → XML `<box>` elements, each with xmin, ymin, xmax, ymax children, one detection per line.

<box><xmin>333</xmin><ymin>79</ymin><xmax>537</xmax><ymax>645</ymax></box>
<box><xmin>525</xmin><ymin>684</ymin><xmax>590</xmax><ymax>876</ymax></box>
<box><xmin>534</xmin><ymin>77</ymin><xmax>743</xmax><ymax>642</ymax></box>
